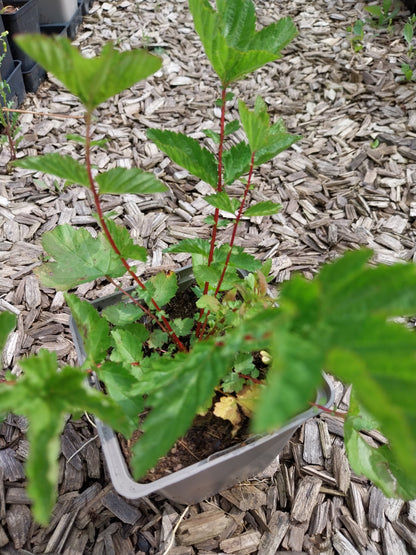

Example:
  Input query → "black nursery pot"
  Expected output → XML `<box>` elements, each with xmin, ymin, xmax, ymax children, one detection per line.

<box><xmin>0</xmin><ymin>59</ymin><xmax>25</xmax><ymax>107</ymax></box>
<box><xmin>2</xmin><ymin>0</ymin><xmax>40</xmax><ymax>72</ymax></box>
<box><xmin>0</xmin><ymin>14</ymin><xmax>15</xmax><ymax>79</ymax></box>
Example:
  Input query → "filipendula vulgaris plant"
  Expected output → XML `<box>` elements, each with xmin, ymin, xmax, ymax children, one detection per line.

<box><xmin>1</xmin><ymin>0</ymin><xmax>416</xmax><ymax>524</ymax></box>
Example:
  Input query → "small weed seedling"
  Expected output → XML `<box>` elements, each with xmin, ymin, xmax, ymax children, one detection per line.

<box><xmin>364</xmin><ymin>0</ymin><xmax>400</xmax><ymax>28</ymax></box>
<box><xmin>403</xmin><ymin>14</ymin><xmax>416</xmax><ymax>56</ymax></box>
<box><xmin>347</xmin><ymin>19</ymin><xmax>365</xmax><ymax>52</ymax></box>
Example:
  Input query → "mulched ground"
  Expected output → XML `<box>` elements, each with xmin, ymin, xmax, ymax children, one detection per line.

<box><xmin>1</xmin><ymin>0</ymin><xmax>416</xmax><ymax>553</ymax></box>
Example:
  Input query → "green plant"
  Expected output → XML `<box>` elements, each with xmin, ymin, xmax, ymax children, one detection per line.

<box><xmin>347</xmin><ymin>19</ymin><xmax>364</xmax><ymax>52</ymax></box>
<box><xmin>1</xmin><ymin>0</ymin><xmax>416</xmax><ymax>525</ymax></box>
<box><xmin>400</xmin><ymin>61</ymin><xmax>415</xmax><ymax>80</ymax></box>
<box><xmin>364</xmin><ymin>0</ymin><xmax>400</xmax><ymax>28</ymax></box>
<box><xmin>403</xmin><ymin>15</ymin><xmax>416</xmax><ymax>56</ymax></box>
<box><xmin>0</xmin><ymin>31</ymin><xmax>22</xmax><ymax>163</ymax></box>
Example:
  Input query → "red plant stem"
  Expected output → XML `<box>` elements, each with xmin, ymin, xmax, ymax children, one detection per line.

<box><xmin>105</xmin><ymin>275</ymin><xmax>171</xmax><ymax>336</ymax></box>
<box><xmin>238</xmin><ymin>373</ymin><xmax>263</xmax><ymax>385</ymax></box>
<box><xmin>196</xmin><ymin>86</ymin><xmax>228</xmax><ymax>338</ymax></box>
<box><xmin>84</xmin><ymin>113</ymin><xmax>187</xmax><ymax>352</ymax></box>
<box><xmin>214</xmin><ymin>151</ymin><xmax>256</xmax><ymax>297</ymax></box>
<box><xmin>309</xmin><ymin>401</ymin><xmax>346</xmax><ymax>419</ymax></box>
<box><xmin>197</xmin><ymin>152</ymin><xmax>256</xmax><ymax>340</ymax></box>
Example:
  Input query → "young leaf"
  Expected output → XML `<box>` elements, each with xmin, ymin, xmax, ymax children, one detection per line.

<box><xmin>144</xmin><ymin>271</ymin><xmax>178</xmax><ymax>307</ymax></box>
<box><xmin>104</xmin><ymin>218</ymin><xmax>148</xmax><ymax>262</ymax></box>
<box><xmin>224</xmin><ymin>119</ymin><xmax>240</xmax><ymax>135</ymax></box>
<box><xmin>36</xmin><ymin>224</ymin><xmax>126</xmax><ymax>290</ymax></box>
<box><xmin>147</xmin><ymin>129</ymin><xmax>218</xmax><ymax>186</ymax></box>
<box><xmin>164</xmin><ymin>238</ymin><xmax>211</xmax><ymax>257</ymax></box>
<box><xmin>13</xmin><ymin>153</ymin><xmax>90</xmax><ymax>188</ymax></box>
<box><xmin>65</xmin><ymin>293</ymin><xmax>111</xmax><ymax>367</ymax></box>
<box><xmin>205</xmin><ymin>192</ymin><xmax>240</xmax><ymax>214</ymax></box>
<box><xmin>244</xmin><ymin>200</ymin><xmax>281</xmax><ymax>217</ymax></box>
<box><xmin>102</xmin><ymin>303</ymin><xmax>144</xmax><ymax>326</ymax></box>
<box><xmin>203</xmin><ymin>128</ymin><xmax>221</xmax><ymax>143</ymax></box>
<box><xmin>15</xmin><ymin>35</ymin><xmax>162</xmax><ymax>112</ymax></box>
<box><xmin>189</xmin><ymin>0</ymin><xmax>296</xmax><ymax>84</ymax></box>
<box><xmin>67</xmin><ymin>134</ymin><xmax>108</xmax><ymax>148</ymax></box>
<box><xmin>203</xmin><ymin>215</ymin><xmax>230</xmax><ymax>228</ymax></box>
<box><xmin>170</xmin><ymin>317</ymin><xmax>195</xmax><ymax>337</ymax></box>
<box><xmin>96</xmin><ymin>167</ymin><xmax>167</xmax><ymax>195</ymax></box>
<box><xmin>238</xmin><ymin>96</ymin><xmax>270</xmax><ymax>152</ymax></box>
<box><xmin>110</xmin><ymin>326</ymin><xmax>148</xmax><ymax>364</ymax></box>
<box><xmin>223</xmin><ymin>141</ymin><xmax>252</xmax><ymax>184</ymax></box>
<box><xmin>0</xmin><ymin>311</ymin><xmax>15</xmax><ymax>353</ymax></box>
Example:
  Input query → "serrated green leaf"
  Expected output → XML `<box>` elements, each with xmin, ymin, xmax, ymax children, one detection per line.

<box><xmin>205</xmin><ymin>192</ymin><xmax>240</xmax><ymax>214</ymax></box>
<box><xmin>15</xmin><ymin>34</ymin><xmax>162</xmax><ymax>111</ymax></box>
<box><xmin>67</xmin><ymin>133</ymin><xmax>108</xmax><ymax>148</ymax></box>
<box><xmin>104</xmin><ymin>218</ymin><xmax>147</xmax><ymax>262</ymax></box>
<box><xmin>238</xmin><ymin>96</ymin><xmax>270</xmax><ymax>152</ymax></box>
<box><xmin>196</xmin><ymin>294</ymin><xmax>222</xmax><ymax>313</ymax></box>
<box><xmin>0</xmin><ymin>311</ymin><xmax>15</xmax><ymax>354</ymax></box>
<box><xmin>164</xmin><ymin>238</ymin><xmax>211</xmax><ymax>257</ymax></box>
<box><xmin>170</xmin><ymin>317</ymin><xmax>195</xmax><ymax>337</ymax></box>
<box><xmin>145</xmin><ymin>271</ymin><xmax>178</xmax><ymax>307</ymax></box>
<box><xmin>96</xmin><ymin>167</ymin><xmax>167</xmax><ymax>195</ymax></box>
<box><xmin>110</xmin><ymin>325</ymin><xmax>148</xmax><ymax>364</ymax></box>
<box><xmin>0</xmin><ymin>349</ymin><xmax>129</xmax><ymax>524</ymax></box>
<box><xmin>203</xmin><ymin>128</ymin><xmax>221</xmax><ymax>143</ymax></box>
<box><xmin>254</xmin><ymin>129</ymin><xmax>301</xmax><ymax>166</ymax></box>
<box><xmin>223</xmin><ymin>141</ymin><xmax>251</xmax><ymax>184</ymax></box>
<box><xmin>189</xmin><ymin>0</ymin><xmax>295</xmax><ymax>84</ymax></box>
<box><xmin>102</xmin><ymin>303</ymin><xmax>144</xmax><ymax>326</ymax></box>
<box><xmin>130</xmin><ymin>337</ymin><xmax>235</xmax><ymax>478</ymax></box>
<box><xmin>13</xmin><ymin>153</ymin><xmax>90</xmax><ymax>188</ymax></box>
<box><xmin>147</xmin><ymin>129</ymin><xmax>218</xmax><ymax>186</ymax></box>
<box><xmin>253</xmin><ymin>249</ymin><xmax>416</xmax><ymax>495</ymax></box>
<box><xmin>65</xmin><ymin>293</ymin><xmax>111</xmax><ymax>366</ymax></box>
<box><xmin>203</xmin><ymin>215</ymin><xmax>230</xmax><ymax>227</ymax></box>
<box><xmin>36</xmin><ymin>225</ymin><xmax>125</xmax><ymax>290</ymax></box>
<box><xmin>224</xmin><ymin>119</ymin><xmax>240</xmax><ymax>135</ymax></box>
<box><xmin>345</xmin><ymin>393</ymin><xmax>416</xmax><ymax>499</ymax></box>
<box><xmin>247</xmin><ymin>17</ymin><xmax>298</xmax><ymax>53</ymax></box>
<box><xmin>244</xmin><ymin>200</ymin><xmax>281</xmax><ymax>217</ymax></box>
<box><xmin>98</xmin><ymin>361</ymin><xmax>144</xmax><ymax>430</ymax></box>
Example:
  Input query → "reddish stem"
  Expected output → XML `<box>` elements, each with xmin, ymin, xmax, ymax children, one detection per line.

<box><xmin>196</xmin><ymin>86</ymin><xmax>228</xmax><ymax>338</ymax></box>
<box><xmin>309</xmin><ymin>401</ymin><xmax>346</xmax><ymax>419</ymax></box>
<box><xmin>84</xmin><ymin>114</ymin><xmax>187</xmax><ymax>352</ymax></box>
<box><xmin>214</xmin><ymin>151</ymin><xmax>256</xmax><ymax>297</ymax></box>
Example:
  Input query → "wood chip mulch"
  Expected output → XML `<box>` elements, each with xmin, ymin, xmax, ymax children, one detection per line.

<box><xmin>1</xmin><ymin>0</ymin><xmax>416</xmax><ymax>553</ymax></box>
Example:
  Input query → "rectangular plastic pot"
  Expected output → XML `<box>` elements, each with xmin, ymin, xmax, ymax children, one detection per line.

<box><xmin>2</xmin><ymin>0</ymin><xmax>40</xmax><ymax>72</ymax></box>
<box><xmin>38</xmin><ymin>0</ymin><xmax>77</xmax><ymax>24</ymax></box>
<box><xmin>22</xmin><ymin>60</ymin><xmax>45</xmax><ymax>92</ymax></box>
<box><xmin>0</xmin><ymin>59</ymin><xmax>25</xmax><ymax>108</ymax></box>
<box><xmin>40</xmin><ymin>23</ymin><xmax>68</xmax><ymax>37</ymax></box>
<box><xmin>0</xmin><ymin>13</ymin><xmax>15</xmax><ymax>79</ymax></box>
<box><xmin>70</xmin><ymin>267</ymin><xmax>336</xmax><ymax>504</ymax></box>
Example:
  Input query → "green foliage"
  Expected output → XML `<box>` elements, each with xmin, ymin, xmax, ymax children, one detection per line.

<box><xmin>147</xmin><ymin>129</ymin><xmax>218</xmax><ymax>186</ymax></box>
<box><xmin>0</xmin><ymin>311</ymin><xmax>16</xmax><ymax>352</ymax></box>
<box><xmin>346</xmin><ymin>19</ymin><xmax>364</xmax><ymax>52</ymax></box>
<box><xmin>0</xmin><ymin>350</ymin><xmax>129</xmax><ymax>524</ymax></box>
<box><xmin>14</xmin><ymin>153</ymin><xmax>90</xmax><ymax>187</ymax></box>
<box><xmin>252</xmin><ymin>249</ymin><xmax>416</xmax><ymax>499</ymax></box>
<box><xmin>189</xmin><ymin>0</ymin><xmax>297</xmax><ymax>85</ymax></box>
<box><xmin>96</xmin><ymin>167</ymin><xmax>167</xmax><ymax>195</ymax></box>
<box><xmin>364</xmin><ymin>0</ymin><xmax>400</xmax><ymax>28</ymax></box>
<box><xmin>36</xmin><ymin>224</ymin><xmax>126</xmax><ymax>289</ymax></box>
<box><xmin>15</xmin><ymin>34</ymin><xmax>162</xmax><ymax>112</ymax></box>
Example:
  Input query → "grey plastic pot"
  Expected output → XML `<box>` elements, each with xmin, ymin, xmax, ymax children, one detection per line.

<box><xmin>70</xmin><ymin>266</ymin><xmax>336</xmax><ymax>504</ymax></box>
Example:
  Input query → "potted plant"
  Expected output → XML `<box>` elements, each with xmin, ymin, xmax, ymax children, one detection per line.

<box><xmin>1</xmin><ymin>0</ymin><xmax>416</xmax><ymax>526</ymax></box>
<box><xmin>1</xmin><ymin>0</ymin><xmax>46</xmax><ymax>92</ymax></box>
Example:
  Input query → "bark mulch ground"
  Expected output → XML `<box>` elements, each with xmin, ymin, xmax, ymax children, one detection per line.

<box><xmin>1</xmin><ymin>0</ymin><xmax>416</xmax><ymax>553</ymax></box>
